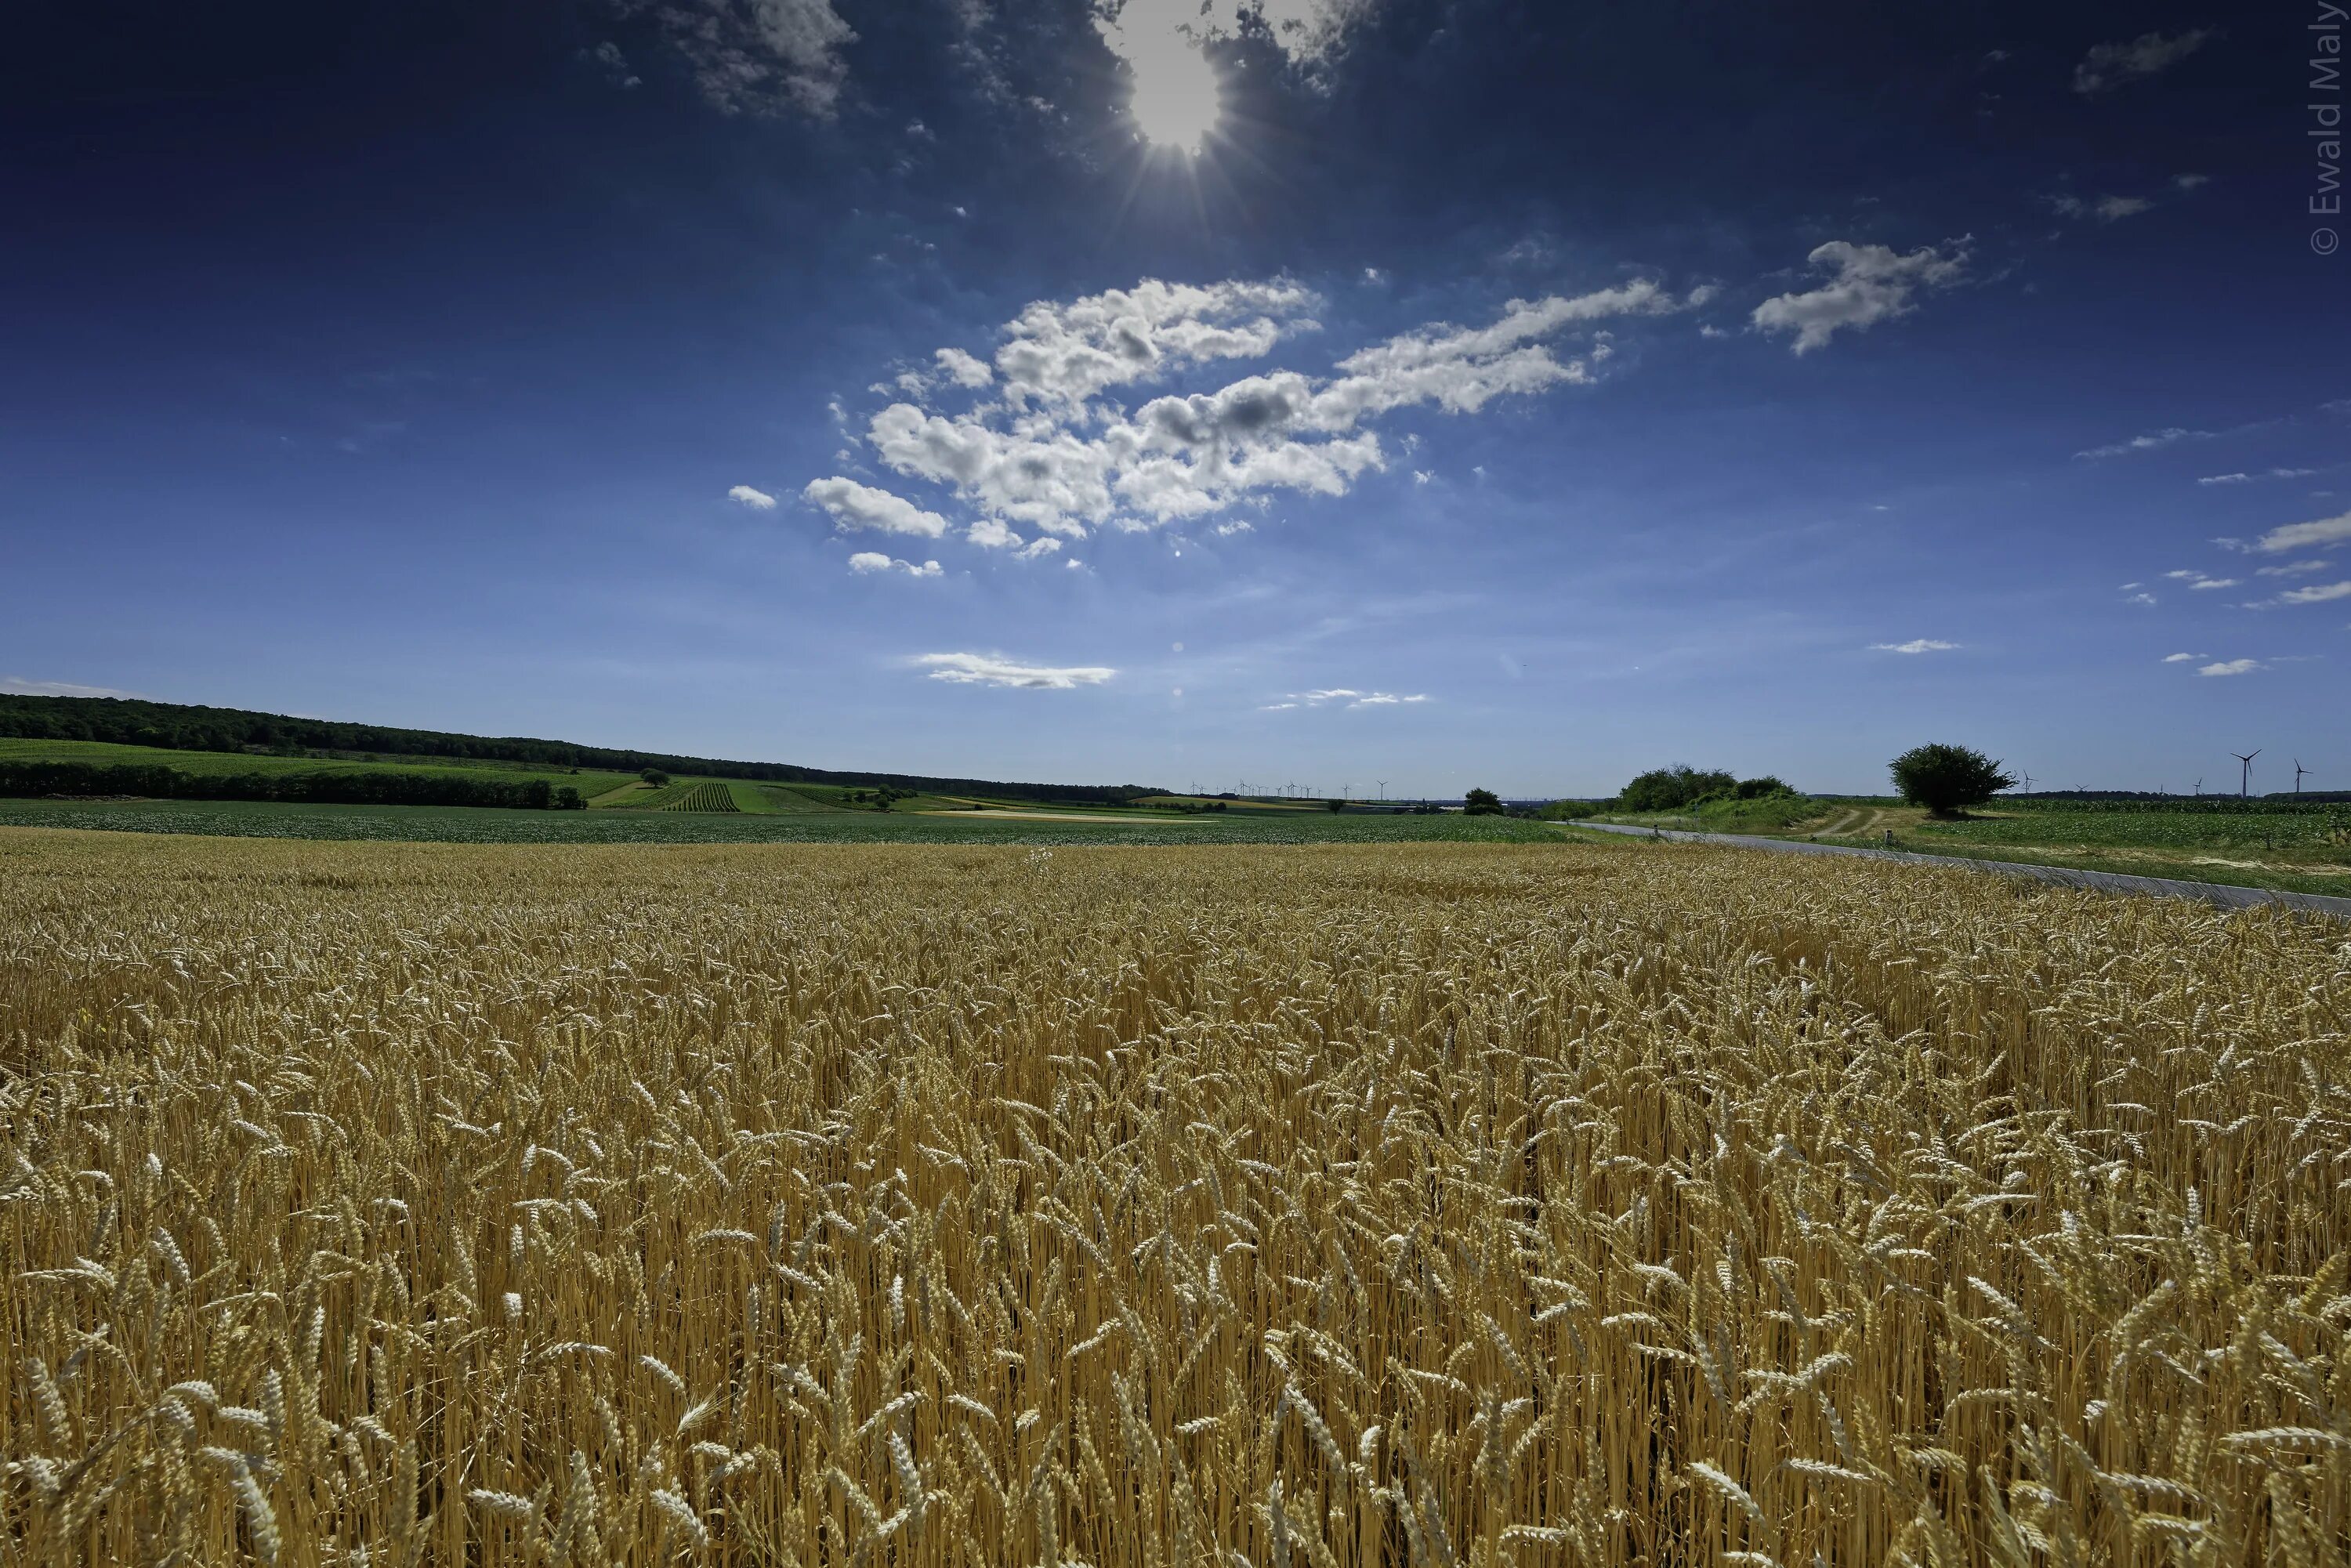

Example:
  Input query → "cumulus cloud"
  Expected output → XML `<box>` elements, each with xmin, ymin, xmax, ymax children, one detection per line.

<box><xmin>1751</xmin><ymin>239</ymin><xmax>1970</xmax><ymax>353</ymax></box>
<box><xmin>848</xmin><ymin>552</ymin><xmax>943</xmax><ymax>578</ymax></box>
<box><xmin>846</xmin><ymin>273</ymin><xmax>1698</xmax><ymax>541</ymax></box>
<box><xmin>0</xmin><ymin>675</ymin><xmax>139</xmax><ymax>697</ymax></box>
<box><xmin>802</xmin><ymin>476</ymin><xmax>951</xmax><ymax>538</ymax></box>
<box><xmin>2074</xmin><ymin>426</ymin><xmax>2212</xmax><ymax>460</ymax></box>
<box><xmin>2074</xmin><ymin>30</ymin><xmax>2215</xmax><ymax>96</ymax></box>
<box><xmin>2161</xmin><ymin>653</ymin><xmax>2208</xmax><ymax>662</ymax></box>
<box><xmin>2197</xmin><ymin>658</ymin><xmax>2262</xmax><ymax>677</ymax></box>
<box><xmin>728</xmin><ymin>483</ymin><xmax>778</xmax><ymax>509</ymax></box>
<box><xmin>1871</xmin><ymin>639</ymin><xmax>1959</xmax><ymax>654</ymax></box>
<box><xmin>934</xmin><ymin>347</ymin><xmax>992</xmax><ymax>388</ymax></box>
<box><xmin>621</xmin><ymin>0</ymin><xmax>857</xmax><ymax>118</ymax></box>
<box><xmin>2124</xmin><ymin>592</ymin><xmax>2158</xmax><ymax>606</ymax></box>
<box><xmin>2248</xmin><ymin>510</ymin><xmax>2351</xmax><ymax>554</ymax></box>
<box><xmin>915</xmin><ymin>652</ymin><xmax>1114</xmax><ymax>689</ymax></box>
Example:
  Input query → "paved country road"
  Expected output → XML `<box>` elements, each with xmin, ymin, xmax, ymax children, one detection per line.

<box><xmin>1569</xmin><ymin>821</ymin><xmax>2351</xmax><ymax>922</ymax></box>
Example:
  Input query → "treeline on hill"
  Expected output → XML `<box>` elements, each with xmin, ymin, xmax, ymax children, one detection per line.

<box><xmin>0</xmin><ymin>695</ymin><xmax>1154</xmax><ymax>805</ymax></box>
<box><xmin>0</xmin><ymin>761</ymin><xmax>585</xmax><ymax>811</ymax></box>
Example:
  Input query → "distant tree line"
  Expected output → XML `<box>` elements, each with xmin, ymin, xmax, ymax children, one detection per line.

<box><xmin>0</xmin><ymin>695</ymin><xmax>1155</xmax><ymax>805</ymax></box>
<box><xmin>0</xmin><ymin>760</ymin><xmax>586</xmax><ymax>810</ymax></box>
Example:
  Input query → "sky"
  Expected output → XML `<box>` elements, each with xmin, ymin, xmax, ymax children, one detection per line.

<box><xmin>2</xmin><ymin>0</ymin><xmax>2346</xmax><ymax>797</ymax></box>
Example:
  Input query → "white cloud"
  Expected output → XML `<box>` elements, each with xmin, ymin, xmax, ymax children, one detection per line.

<box><xmin>848</xmin><ymin>552</ymin><xmax>942</xmax><ymax>578</ymax></box>
<box><xmin>2165</xmin><ymin>570</ymin><xmax>2239</xmax><ymax>590</ymax></box>
<box><xmin>2175</xmin><ymin>173</ymin><xmax>2211</xmax><ymax>190</ymax></box>
<box><xmin>629</xmin><ymin>0</ymin><xmax>857</xmax><ymax>118</ymax></box>
<box><xmin>2074</xmin><ymin>426</ymin><xmax>2211</xmax><ymax>460</ymax></box>
<box><xmin>2277</xmin><ymin>580</ymin><xmax>2351</xmax><ymax>605</ymax></box>
<box><xmin>849</xmin><ymin>273</ymin><xmax>1699</xmax><ymax>541</ymax></box>
<box><xmin>2074</xmin><ymin>30</ymin><xmax>2215</xmax><ymax>96</ymax></box>
<box><xmin>1095</xmin><ymin>0</ymin><xmax>1382</xmax><ymax>87</ymax></box>
<box><xmin>1016</xmin><ymin>537</ymin><xmax>1062</xmax><ymax>559</ymax></box>
<box><xmin>2051</xmin><ymin>193</ymin><xmax>2154</xmax><ymax>223</ymax></box>
<box><xmin>2197</xmin><ymin>658</ymin><xmax>2262</xmax><ymax>677</ymax></box>
<box><xmin>802</xmin><ymin>476</ymin><xmax>950</xmax><ymax>538</ymax></box>
<box><xmin>966</xmin><ymin>516</ymin><xmax>1023</xmax><ymax>549</ymax></box>
<box><xmin>2255</xmin><ymin>558</ymin><xmax>2331</xmax><ymax>577</ymax></box>
<box><xmin>916</xmin><ymin>652</ymin><xmax>1114</xmax><ymax>689</ymax></box>
<box><xmin>1871</xmin><ymin>639</ymin><xmax>1959</xmax><ymax>654</ymax></box>
<box><xmin>1212</xmin><ymin>518</ymin><xmax>1255</xmax><ymax>537</ymax></box>
<box><xmin>2161</xmin><ymin>652</ymin><xmax>2208</xmax><ymax>662</ymax></box>
<box><xmin>2124</xmin><ymin>592</ymin><xmax>2158</xmax><ymax>607</ymax></box>
<box><xmin>993</xmin><ymin>277</ymin><xmax>1320</xmax><ymax>407</ymax></box>
<box><xmin>0</xmin><ymin>675</ymin><xmax>139</xmax><ymax>698</ymax></box>
<box><xmin>1281</xmin><ymin>687</ymin><xmax>1429</xmax><ymax>708</ymax></box>
<box><xmin>2249</xmin><ymin>510</ymin><xmax>2351</xmax><ymax>553</ymax></box>
<box><xmin>1751</xmin><ymin>239</ymin><xmax>1970</xmax><ymax>353</ymax></box>
<box><xmin>1412</xmin><ymin>469</ymin><xmax>1433</xmax><ymax>484</ymax></box>
<box><xmin>934</xmin><ymin>347</ymin><xmax>992</xmax><ymax>388</ymax></box>
<box><xmin>728</xmin><ymin>483</ymin><xmax>778</xmax><ymax>509</ymax></box>
<box><xmin>2201</xmin><ymin>467</ymin><xmax>2317</xmax><ymax>485</ymax></box>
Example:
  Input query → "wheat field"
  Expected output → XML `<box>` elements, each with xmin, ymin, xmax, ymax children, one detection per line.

<box><xmin>2</xmin><ymin>831</ymin><xmax>2346</xmax><ymax>1566</ymax></box>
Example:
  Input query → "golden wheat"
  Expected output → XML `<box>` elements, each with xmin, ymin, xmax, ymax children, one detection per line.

<box><xmin>2</xmin><ymin>829</ymin><xmax>2347</xmax><ymax>1566</ymax></box>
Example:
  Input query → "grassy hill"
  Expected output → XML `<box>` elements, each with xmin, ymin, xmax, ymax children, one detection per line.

<box><xmin>0</xmin><ymin>693</ymin><xmax>1154</xmax><ymax>805</ymax></box>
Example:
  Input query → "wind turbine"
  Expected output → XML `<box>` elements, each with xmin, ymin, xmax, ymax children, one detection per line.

<box><xmin>2018</xmin><ymin>770</ymin><xmax>2035</xmax><ymax>794</ymax></box>
<box><xmin>1376</xmin><ymin>780</ymin><xmax>1387</xmax><ymax>801</ymax></box>
<box><xmin>2193</xmin><ymin>777</ymin><xmax>2203</xmax><ymax>797</ymax></box>
<box><xmin>2295</xmin><ymin>759</ymin><xmax>2309</xmax><ymax>793</ymax></box>
<box><xmin>2232</xmin><ymin>749</ymin><xmax>2260</xmax><ymax>798</ymax></box>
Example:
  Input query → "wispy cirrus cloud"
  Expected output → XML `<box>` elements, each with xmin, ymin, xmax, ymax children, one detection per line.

<box><xmin>2199</xmin><ymin>467</ymin><xmax>2317</xmax><ymax>485</ymax></box>
<box><xmin>2164</xmin><ymin>569</ymin><xmax>2238</xmax><ymax>590</ymax></box>
<box><xmin>614</xmin><ymin>0</ymin><xmax>857</xmax><ymax>118</ymax></box>
<box><xmin>1751</xmin><ymin>239</ymin><xmax>1969</xmax><ymax>354</ymax></box>
<box><xmin>1871</xmin><ymin>639</ymin><xmax>1958</xmax><ymax>654</ymax></box>
<box><xmin>2073</xmin><ymin>29</ymin><xmax>2215</xmax><ymax>96</ymax></box>
<box><xmin>2239</xmin><ymin>509</ymin><xmax>2351</xmax><ymax>555</ymax></box>
<box><xmin>0</xmin><ymin>675</ymin><xmax>140</xmax><ymax>698</ymax></box>
<box><xmin>2197</xmin><ymin>657</ymin><xmax>2262</xmax><ymax>677</ymax></box>
<box><xmin>1268</xmin><ymin>686</ymin><xmax>1431</xmax><ymax>710</ymax></box>
<box><xmin>2074</xmin><ymin>426</ymin><xmax>2212</xmax><ymax>460</ymax></box>
<box><xmin>2161</xmin><ymin>652</ymin><xmax>2208</xmax><ymax>662</ymax></box>
<box><xmin>915</xmin><ymin>652</ymin><xmax>1114</xmax><ymax>689</ymax></box>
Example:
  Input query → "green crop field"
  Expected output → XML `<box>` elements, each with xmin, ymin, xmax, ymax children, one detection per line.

<box><xmin>0</xmin><ymin>795</ymin><xmax>1574</xmax><ymax>846</ymax></box>
<box><xmin>1586</xmin><ymin>794</ymin><xmax>2351</xmax><ymax>896</ymax></box>
<box><xmin>657</xmin><ymin>780</ymin><xmax>738</xmax><ymax>812</ymax></box>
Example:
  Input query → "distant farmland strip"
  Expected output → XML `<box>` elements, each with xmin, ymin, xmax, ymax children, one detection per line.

<box><xmin>660</xmin><ymin>780</ymin><xmax>738</xmax><ymax>813</ymax></box>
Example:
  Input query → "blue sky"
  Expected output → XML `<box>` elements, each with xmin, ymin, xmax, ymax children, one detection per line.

<box><xmin>3</xmin><ymin>0</ymin><xmax>2345</xmax><ymax>795</ymax></box>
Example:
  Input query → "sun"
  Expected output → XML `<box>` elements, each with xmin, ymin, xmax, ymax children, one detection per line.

<box><xmin>1127</xmin><ymin>40</ymin><xmax>1222</xmax><ymax>153</ymax></box>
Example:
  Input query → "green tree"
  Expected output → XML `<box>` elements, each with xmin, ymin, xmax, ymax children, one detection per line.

<box><xmin>1464</xmin><ymin>787</ymin><xmax>1503</xmax><ymax>815</ymax></box>
<box><xmin>1619</xmin><ymin>766</ymin><xmax>1737</xmax><ymax>812</ymax></box>
<box><xmin>1889</xmin><ymin>744</ymin><xmax>2016</xmax><ymax>817</ymax></box>
<box><xmin>640</xmin><ymin>769</ymin><xmax>670</xmax><ymax>786</ymax></box>
<box><xmin>1734</xmin><ymin>776</ymin><xmax>1795</xmax><ymax>799</ymax></box>
<box><xmin>1324</xmin><ymin>798</ymin><xmax>1346</xmax><ymax>813</ymax></box>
